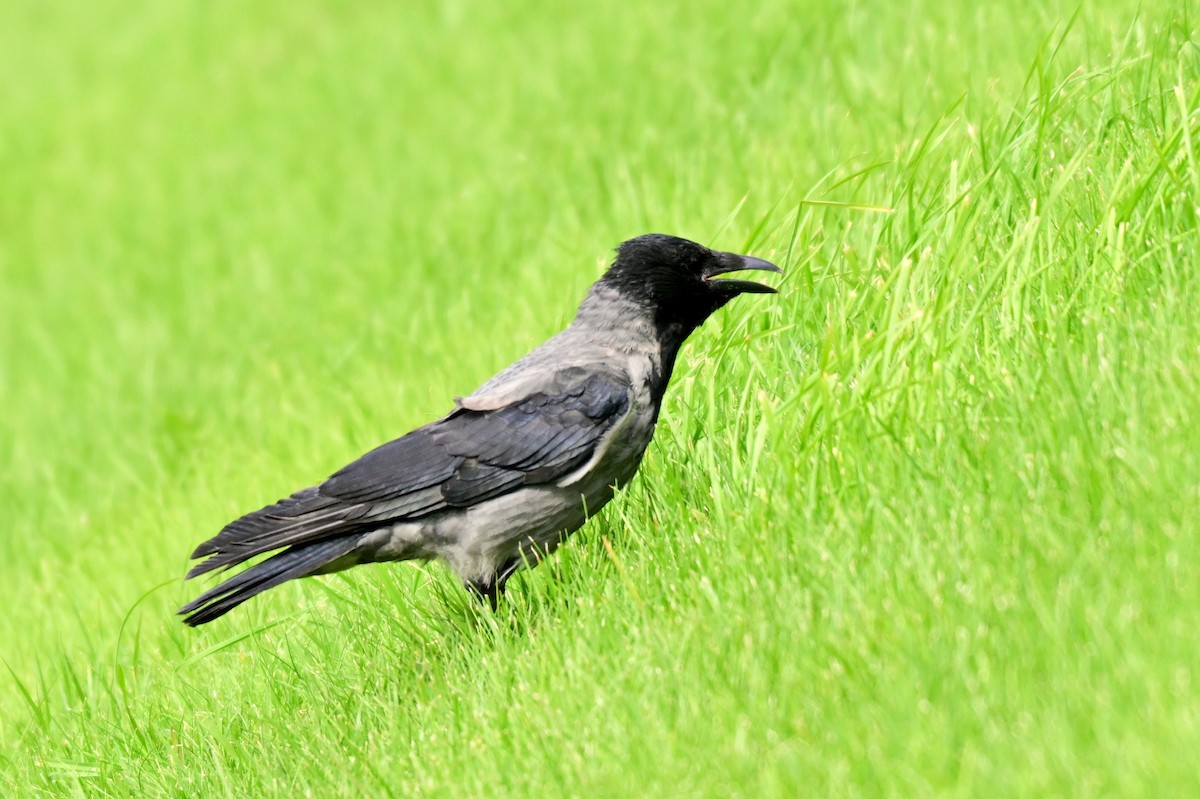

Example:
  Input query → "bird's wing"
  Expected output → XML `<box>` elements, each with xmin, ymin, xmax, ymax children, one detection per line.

<box><xmin>324</xmin><ymin>370</ymin><xmax>629</xmax><ymax>504</ymax></box>
<box><xmin>186</xmin><ymin>372</ymin><xmax>630</xmax><ymax>577</ymax></box>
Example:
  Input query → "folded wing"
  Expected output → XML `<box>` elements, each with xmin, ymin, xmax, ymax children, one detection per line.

<box><xmin>185</xmin><ymin>372</ymin><xmax>630</xmax><ymax>580</ymax></box>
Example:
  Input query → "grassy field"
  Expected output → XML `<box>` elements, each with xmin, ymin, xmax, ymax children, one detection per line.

<box><xmin>2</xmin><ymin>0</ymin><xmax>1199</xmax><ymax>795</ymax></box>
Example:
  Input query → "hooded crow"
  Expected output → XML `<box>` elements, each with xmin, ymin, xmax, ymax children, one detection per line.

<box><xmin>180</xmin><ymin>234</ymin><xmax>780</xmax><ymax>625</ymax></box>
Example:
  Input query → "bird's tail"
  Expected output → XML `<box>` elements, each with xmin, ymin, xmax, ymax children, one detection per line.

<box><xmin>178</xmin><ymin>537</ymin><xmax>358</xmax><ymax>626</ymax></box>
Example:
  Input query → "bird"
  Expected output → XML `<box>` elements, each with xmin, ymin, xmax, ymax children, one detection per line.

<box><xmin>180</xmin><ymin>234</ymin><xmax>780</xmax><ymax>625</ymax></box>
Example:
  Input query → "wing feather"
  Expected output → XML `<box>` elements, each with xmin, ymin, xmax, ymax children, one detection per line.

<box><xmin>185</xmin><ymin>373</ymin><xmax>630</xmax><ymax>576</ymax></box>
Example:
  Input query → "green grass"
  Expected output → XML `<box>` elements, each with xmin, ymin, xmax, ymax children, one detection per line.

<box><xmin>2</xmin><ymin>0</ymin><xmax>1199</xmax><ymax>795</ymax></box>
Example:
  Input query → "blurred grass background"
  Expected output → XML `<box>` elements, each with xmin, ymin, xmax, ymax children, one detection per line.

<box><xmin>1</xmin><ymin>0</ymin><xmax>1198</xmax><ymax>795</ymax></box>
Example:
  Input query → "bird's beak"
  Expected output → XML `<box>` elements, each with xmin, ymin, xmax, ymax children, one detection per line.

<box><xmin>704</xmin><ymin>251</ymin><xmax>783</xmax><ymax>294</ymax></box>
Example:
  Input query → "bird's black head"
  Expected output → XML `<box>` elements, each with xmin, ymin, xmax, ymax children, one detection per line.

<box><xmin>600</xmin><ymin>234</ymin><xmax>781</xmax><ymax>337</ymax></box>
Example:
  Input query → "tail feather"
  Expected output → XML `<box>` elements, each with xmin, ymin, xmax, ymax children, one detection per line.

<box><xmin>179</xmin><ymin>538</ymin><xmax>359</xmax><ymax>626</ymax></box>
<box><xmin>187</xmin><ymin>486</ymin><xmax>371</xmax><ymax>579</ymax></box>
<box><xmin>191</xmin><ymin>486</ymin><xmax>345</xmax><ymax>559</ymax></box>
<box><xmin>186</xmin><ymin>513</ymin><xmax>360</xmax><ymax>579</ymax></box>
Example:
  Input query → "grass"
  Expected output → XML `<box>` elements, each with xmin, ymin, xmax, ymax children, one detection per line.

<box><xmin>2</xmin><ymin>0</ymin><xmax>1198</xmax><ymax>795</ymax></box>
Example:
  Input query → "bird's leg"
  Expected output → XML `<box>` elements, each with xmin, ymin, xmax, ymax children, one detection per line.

<box><xmin>465</xmin><ymin>577</ymin><xmax>502</xmax><ymax>611</ymax></box>
<box><xmin>465</xmin><ymin>556</ymin><xmax>522</xmax><ymax>611</ymax></box>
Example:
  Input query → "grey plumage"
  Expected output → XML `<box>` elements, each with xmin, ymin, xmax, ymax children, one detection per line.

<box><xmin>180</xmin><ymin>234</ymin><xmax>780</xmax><ymax>625</ymax></box>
